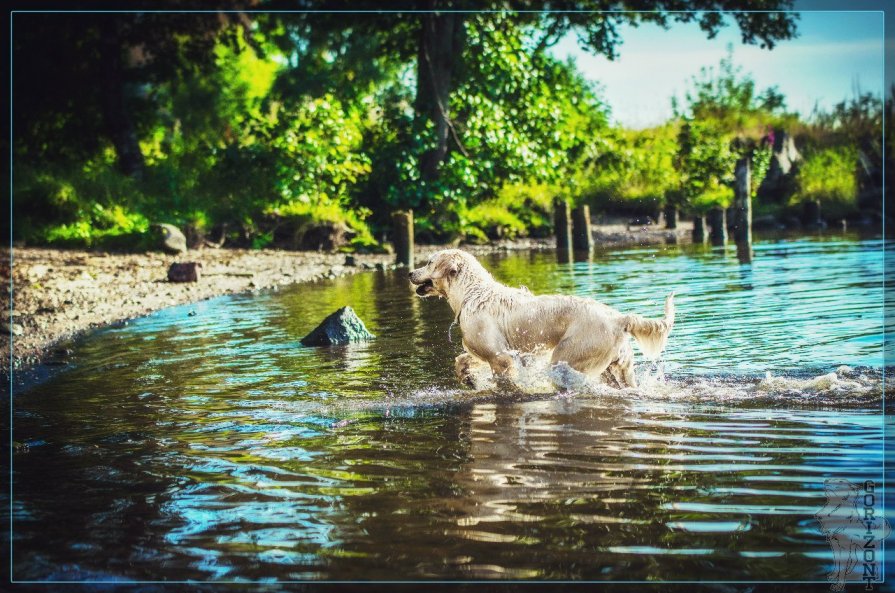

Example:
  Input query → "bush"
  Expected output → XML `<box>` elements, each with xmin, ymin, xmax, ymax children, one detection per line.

<box><xmin>459</xmin><ymin>181</ymin><xmax>557</xmax><ymax>241</ymax></box>
<box><xmin>265</xmin><ymin>200</ymin><xmax>376</xmax><ymax>250</ymax></box>
<box><xmin>14</xmin><ymin>162</ymin><xmax>151</xmax><ymax>249</ymax></box>
<box><xmin>793</xmin><ymin>146</ymin><xmax>859</xmax><ymax>218</ymax></box>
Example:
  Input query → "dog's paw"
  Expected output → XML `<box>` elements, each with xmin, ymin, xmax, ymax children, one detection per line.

<box><xmin>454</xmin><ymin>353</ymin><xmax>477</xmax><ymax>388</ymax></box>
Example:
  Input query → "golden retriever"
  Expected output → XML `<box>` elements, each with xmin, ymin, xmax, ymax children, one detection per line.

<box><xmin>409</xmin><ymin>249</ymin><xmax>675</xmax><ymax>389</ymax></box>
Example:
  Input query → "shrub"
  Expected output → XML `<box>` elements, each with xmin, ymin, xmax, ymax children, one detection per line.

<box><xmin>793</xmin><ymin>146</ymin><xmax>858</xmax><ymax>218</ymax></box>
<box><xmin>458</xmin><ymin>181</ymin><xmax>558</xmax><ymax>241</ymax></box>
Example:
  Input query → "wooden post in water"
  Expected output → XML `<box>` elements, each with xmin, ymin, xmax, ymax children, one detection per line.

<box><xmin>692</xmin><ymin>215</ymin><xmax>707</xmax><ymax>243</ymax></box>
<box><xmin>392</xmin><ymin>210</ymin><xmax>414</xmax><ymax>268</ymax></box>
<box><xmin>802</xmin><ymin>199</ymin><xmax>822</xmax><ymax>227</ymax></box>
<box><xmin>571</xmin><ymin>204</ymin><xmax>593</xmax><ymax>252</ymax></box>
<box><xmin>664</xmin><ymin>204</ymin><xmax>677</xmax><ymax>229</ymax></box>
<box><xmin>554</xmin><ymin>199</ymin><xmax>572</xmax><ymax>251</ymax></box>
<box><xmin>707</xmin><ymin>207</ymin><xmax>727</xmax><ymax>246</ymax></box>
<box><xmin>732</xmin><ymin>156</ymin><xmax>752</xmax><ymax>245</ymax></box>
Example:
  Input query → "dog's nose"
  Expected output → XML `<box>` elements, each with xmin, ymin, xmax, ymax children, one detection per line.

<box><xmin>408</xmin><ymin>271</ymin><xmax>412</xmax><ymax>279</ymax></box>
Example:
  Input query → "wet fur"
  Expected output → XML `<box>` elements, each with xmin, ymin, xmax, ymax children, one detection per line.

<box><xmin>409</xmin><ymin>249</ymin><xmax>675</xmax><ymax>389</ymax></box>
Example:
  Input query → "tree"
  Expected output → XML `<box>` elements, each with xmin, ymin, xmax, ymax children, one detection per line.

<box><xmin>672</xmin><ymin>51</ymin><xmax>790</xmax><ymax>212</ymax></box>
<box><xmin>13</xmin><ymin>9</ymin><xmax>247</xmax><ymax>178</ymax></box>
<box><xmin>265</xmin><ymin>2</ymin><xmax>799</xmax><ymax>210</ymax></box>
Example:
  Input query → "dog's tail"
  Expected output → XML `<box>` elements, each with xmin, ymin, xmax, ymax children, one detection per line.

<box><xmin>622</xmin><ymin>292</ymin><xmax>675</xmax><ymax>361</ymax></box>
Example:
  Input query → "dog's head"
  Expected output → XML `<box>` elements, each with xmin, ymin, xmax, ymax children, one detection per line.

<box><xmin>408</xmin><ymin>249</ymin><xmax>468</xmax><ymax>298</ymax></box>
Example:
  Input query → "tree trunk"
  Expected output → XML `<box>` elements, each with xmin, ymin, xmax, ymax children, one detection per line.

<box><xmin>415</xmin><ymin>5</ymin><xmax>465</xmax><ymax>182</ymax></box>
<box><xmin>99</xmin><ymin>23</ymin><xmax>145</xmax><ymax>179</ymax></box>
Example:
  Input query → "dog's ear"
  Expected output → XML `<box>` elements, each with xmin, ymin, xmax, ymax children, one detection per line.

<box><xmin>432</xmin><ymin>256</ymin><xmax>460</xmax><ymax>279</ymax></box>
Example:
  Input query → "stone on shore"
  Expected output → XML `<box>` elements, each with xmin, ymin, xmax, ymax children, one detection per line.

<box><xmin>300</xmin><ymin>306</ymin><xmax>375</xmax><ymax>346</ymax></box>
<box><xmin>168</xmin><ymin>262</ymin><xmax>202</xmax><ymax>282</ymax></box>
<box><xmin>153</xmin><ymin>223</ymin><xmax>188</xmax><ymax>254</ymax></box>
<box><xmin>2</xmin><ymin>322</ymin><xmax>24</xmax><ymax>336</ymax></box>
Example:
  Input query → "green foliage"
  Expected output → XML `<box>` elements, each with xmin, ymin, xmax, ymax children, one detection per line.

<box><xmin>672</xmin><ymin>51</ymin><xmax>790</xmax><ymax>212</ymax></box>
<box><xmin>750</xmin><ymin>142</ymin><xmax>773</xmax><ymax>199</ymax></box>
<box><xmin>18</xmin><ymin>9</ymin><xmax>886</xmax><ymax>250</ymax></box>
<box><xmin>795</xmin><ymin>92</ymin><xmax>883</xmax><ymax>196</ymax></box>
<box><xmin>362</xmin><ymin>13</ymin><xmax>611</xmax><ymax>240</ymax></box>
<box><xmin>577</xmin><ymin>125</ymin><xmax>680</xmax><ymax>213</ymax></box>
<box><xmin>14</xmin><ymin>161</ymin><xmax>150</xmax><ymax>248</ymax></box>
<box><xmin>675</xmin><ymin>119</ymin><xmax>738</xmax><ymax>211</ymax></box>
<box><xmin>266</xmin><ymin>200</ymin><xmax>377</xmax><ymax>249</ymax></box>
<box><xmin>793</xmin><ymin>147</ymin><xmax>858</xmax><ymax>217</ymax></box>
<box><xmin>460</xmin><ymin>181</ymin><xmax>558</xmax><ymax>241</ymax></box>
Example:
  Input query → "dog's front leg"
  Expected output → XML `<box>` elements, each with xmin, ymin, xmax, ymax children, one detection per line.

<box><xmin>488</xmin><ymin>351</ymin><xmax>520</xmax><ymax>389</ymax></box>
<box><xmin>454</xmin><ymin>352</ymin><xmax>479</xmax><ymax>387</ymax></box>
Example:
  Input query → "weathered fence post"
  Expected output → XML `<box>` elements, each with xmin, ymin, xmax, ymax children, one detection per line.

<box><xmin>732</xmin><ymin>156</ymin><xmax>752</xmax><ymax>245</ymax></box>
<box><xmin>802</xmin><ymin>199</ymin><xmax>822</xmax><ymax>227</ymax></box>
<box><xmin>707</xmin><ymin>207</ymin><xmax>727</xmax><ymax>246</ymax></box>
<box><xmin>554</xmin><ymin>199</ymin><xmax>573</xmax><ymax>263</ymax></box>
<box><xmin>571</xmin><ymin>204</ymin><xmax>593</xmax><ymax>252</ymax></box>
<box><xmin>392</xmin><ymin>210</ymin><xmax>414</xmax><ymax>268</ymax></box>
<box><xmin>554</xmin><ymin>199</ymin><xmax>572</xmax><ymax>251</ymax></box>
<box><xmin>664</xmin><ymin>204</ymin><xmax>677</xmax><ymax>230</ymax></box>
<box><xmin>692</xmin><ymin>215</ymin><xmax>707</xmax><ymax>243</ymax></box>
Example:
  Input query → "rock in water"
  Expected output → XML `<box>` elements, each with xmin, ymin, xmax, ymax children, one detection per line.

<box><xmin>153</xmin><ymin>223</ymin><xmax>188</xmax><ymax>254</ymax></box>
<box><xmin>168</xmin><ymin>262</ymin><xmax>202</xmax><ymax>282</ymax></box>
<box><xmin>301</xmin><ymin>306</ymin><xmax>375</xmax><ymax>346</ymax></box>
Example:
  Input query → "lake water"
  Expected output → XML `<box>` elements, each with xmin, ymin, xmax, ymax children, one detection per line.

<box><xmin>9</xmin><ymin>233</ymin><xmax>890</xmax><ymax>584</ymax></box>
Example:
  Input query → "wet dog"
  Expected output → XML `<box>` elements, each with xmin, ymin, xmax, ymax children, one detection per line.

<box><xmin>409</xmin><ymin>249</ymin><xmax>675</xmax><ymax>389</ymax></box>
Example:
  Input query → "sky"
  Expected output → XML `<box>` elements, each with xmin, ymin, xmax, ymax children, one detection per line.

<box><xmin>550</xmin><ymin>8</ymin><xmax>887</xmax><ymax>129</ymax></box>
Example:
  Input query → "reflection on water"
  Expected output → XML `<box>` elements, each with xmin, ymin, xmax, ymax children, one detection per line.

<box><xmin>10</xmin><ymin>234</ymin><xmax>888</xmax><ymax>582</ymax></box>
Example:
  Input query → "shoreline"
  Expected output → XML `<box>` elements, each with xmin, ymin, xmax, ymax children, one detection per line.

<box><xmin>3</xmin><ymin>225</ymin><xmax>690</xmax><ymax>380</ymax></box>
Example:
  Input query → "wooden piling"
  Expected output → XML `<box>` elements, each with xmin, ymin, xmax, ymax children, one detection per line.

<box><xmin>736</xmin><ymin>240</ymin><xmax>753</xmax><ymax>264</ymax></box>
<box><xmin>554</xmin><ymin>199</ymin><xmax>572</xmax><ymax>251</ymax></box>
<box><xmin>802</xmin><ymin>199</ymin><xmax>822</xmax><ymax>227</ymax></box>
<box><xmin>692</xmin><ymin>215</ymin><xmax>707</xmax><ymax>243</ymax></box>
<box><xmin>391</xmin><ymin>210</ymin><xmax>414</xmax><ymax>267</ymax></box>
<box><xmin>732</xmin><ymin>157</ymin><xmax>752</xmax><ymax>245</ymax></box>
<box><xmin>664</xmin><ymin>204</ymin><xmax>677</xmax><ymax>230</ymax></box>
<box><xmin>707</xmin><ymin>207</ymin><xmax>727</xmax><ymax>246</ymax></box>
<box><xmin>571</xmin><ymin>204</ymin><xmax>593</xmax><ymax>252</ymax></box>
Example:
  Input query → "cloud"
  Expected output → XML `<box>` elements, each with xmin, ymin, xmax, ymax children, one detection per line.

<box><xmin>553</xmin><ymin>23</ymin><xmax>885</xmax><ymax>128</ymax></box>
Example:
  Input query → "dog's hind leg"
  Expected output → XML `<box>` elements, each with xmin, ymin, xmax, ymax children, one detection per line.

<box><xmin>600</xmin><ymin>365</ymin><xmax>623</xmax><ymax>389</ymax></box>
<box><xmin>551</xmin><ymin>335</ymin><xmax>616</xmax><ymax>381</ymax></box>
<box><xmin>615</xmin><ymin>340</ymin><xmax>637</xmax><ymax>388</ymax></box>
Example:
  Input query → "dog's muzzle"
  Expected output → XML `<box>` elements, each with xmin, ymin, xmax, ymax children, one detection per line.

<box><xmin>413</xmin><ymin>278</ymin><xmax>436</xmax><ymax>296</ymax></box>
<box><xmin>409</xmin><ymin>270</ymin><xmax>437</xmax><ymax>297</ymax></box>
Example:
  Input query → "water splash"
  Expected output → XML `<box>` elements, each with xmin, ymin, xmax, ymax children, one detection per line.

<box><xmin>364</xmin><ymin>364</ymin><xmax>887</xmax><ymax>414</ymax></box>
